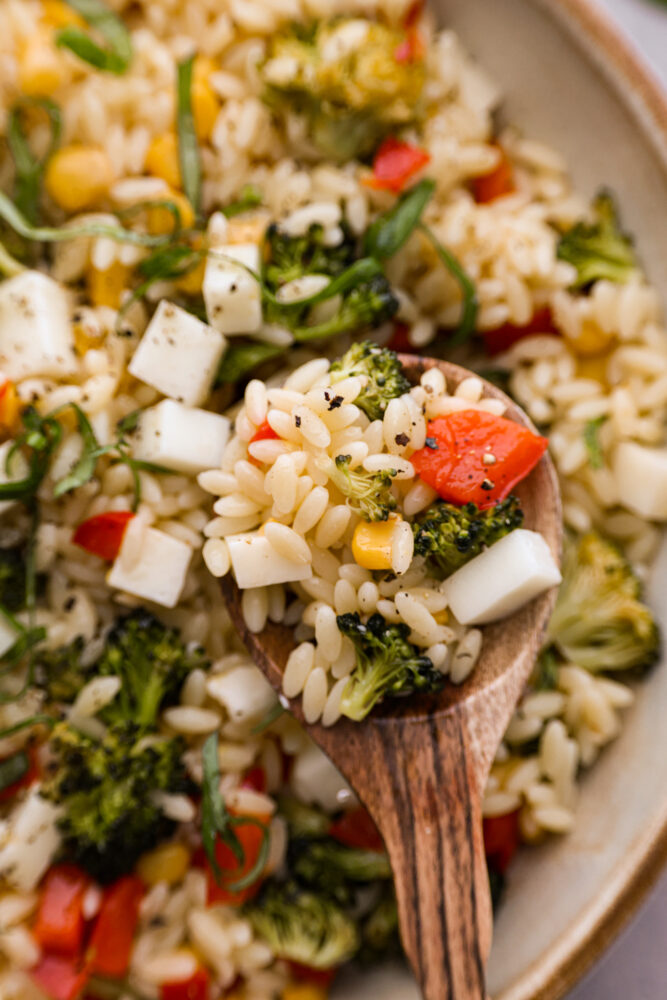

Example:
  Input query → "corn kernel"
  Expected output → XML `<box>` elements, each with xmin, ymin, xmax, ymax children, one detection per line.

<box><xmin>41</xmin><ymin>0</ymin><xmax>86</xmax><ymax>28</ymax></box>
<box><xmin>282</xmin><ymin>987</ymin><xmax>328</xmax><ymax>1000</ymax></box>
<box><xmin>352</xmin><ymin>518</ymin><xmax>399</xmax><ymax>571</ymax></box>
<box><xmin>175</xmin><ymin>256</ymin><xmax>206</xmax><ymax>296</ymax></box>
<box><xmin>45</xmin><ymin>145</ymin><xmax>114</xmax><ymax>212</ymax></box>
<box><xmin>565</xmin><ymin>319</ymin><xmax>613</xmax><ymax>358</ymax></box>
<box><xmin>192</xmin><ymin>78</ymin><xmax>220</xmax><ymax>142</ymax></box>
<box><xmin>19</xmin><ymin>32</ymin><xmax>67</xmax><ymax>96</ymax></box>
<box><xmin>145</xmin><ymin>132</ymin><xmax>182</xmax><ymax>190</ymax></box>
<box><xmin>433</xmin><ymin>608</ymin><xmax>449</xmax><ymax>625</ymax></box>
<box><xmin>145</xmin><ymin>190</ymin><xmax>195</xmax><ymax>235</ymax></box>
<box><xmin>136</xmin><ymin>842</ymin><xmax>191</xmax><ymax>886</ymax></box>
<box><xmin>576</xmin><ymin>354</ymin><xmax>609</xmax><ymax>385</ymax></box>
<box><xmin>227</xmin><ymin>216</ymin><xmax>268</xmax><ymax>246</ymax></box>
<box><xmin>86</xmin><ymin>260</ymin><xmax>131</xmax><ymax>309</ymax></box>
<box><xmin>0</xmin><ymin>381</ymin><xmax>22</xmax><ymax>439</ymax></box>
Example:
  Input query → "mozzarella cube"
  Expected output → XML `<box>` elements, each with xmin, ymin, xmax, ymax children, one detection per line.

<box><xmin>613</xmin><ymin>442</ymin><xmax>667</xmax><ymax>521</ymax></box>
<box><xmin>206</xmin><ymin>664</ymin><xmax>277</xmax><ymax>725</ymax></box>
<box><xmin>133</xmin><ymin>399</ymin><xmax>230</xmax><ymax>474</ymax></box>
<box><xmin>0</xmin><ymin>271</ymin><xmax>75</xmax><ymax>380</ymax></box>
<box><xmin>203</xmin><ymin>244</ymin><xmax>262</xmax><ymax>336</ymax></box>
<box><xmin>290</xmin><ymin>743</ymin><xmax>354</xmax><ymax>813</ymax></box>
<box><xmin>443</xmin><ymin>529</ymin><xmax>561</xmax><ymax>626</ymax></box>
<box><xmin>0</xmin><ymin>790</ymin><xmax>62</xmax><ymax>892</ymax></box>
<box><xmin>0</xmin><ymin>441</ymin><xmax>29</xmax><ymax>517</ymax></box>
<box><xmin>108</xmin><ymin>526</ymin><xmax>192</xmax><ymax>608</ymax></box>
<box><xmin>128</xmin><ymin>300</ymin><xmax>225</xmax><ymax>406</ymax></box>
<box><xmin>227</xmin><ymin>532</ymin><xmax>313</xmax><ymax>589</ymax></box>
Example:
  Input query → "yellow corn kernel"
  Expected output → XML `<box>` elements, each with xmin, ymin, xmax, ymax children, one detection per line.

<box><xmin>192</xmin><ymin>78</ymin><xmax>220</xmax><ymax>142</ymax></box>
<box><xmin>41</xmin><ymin>0</ymin><xmax>86</xmax><ymax>28</ymax></box>
<box><xmin>45</xmin><ymin>145</ymin><xmax>114</xmax><ymax>213</ymax></box>
<box><xmin>174</xmin><ymin>256</ymin><xmax>206</xmax><ymax>296</ymax></box>
<box><xmin>565</xmin><ymin>319</ymin><xmax>613</xmax><ymax>358</ymax></box>
<box><xmin>227</xmin><ymin>216</ymin><xmax>268</xmax><ymax>246</ymax></box>
<box><xmin>86</xmin><ymin>260</ymin><xmax>131</xmax><ymax>309</ymax></box>
<box><xmin>145</xmin><ymin>132</ymin><xmax>182</xmax><ymax>190</ymax></box>
<box><xmin>433</xmin><ymin>608</ymin><xmax>449</xmax><ymax>625</ymax></box>
<box><xmin>576</xmin><ymin>354</ymin><xmax>609</xmax><ymax>385</ymax></box>
<box><xmin>146</xmin><ymin>190</ymin><xmax>195</xmax><ymax>235</ymax></box>
<box><xmin>19</xmin><ymin>32</ymin><xmax>67</xmax><ymax>96</ymax></box>
<box><xmin>136</xmin><ymin>842</ymin><xmax>191</xmax><ymax>886</ymax></box>
<box><xmin>282</xmin><ymin>987</ymin><xmax>328</xmax><ymax>1000</ymax></box>
<box><xmin>352</xmin><ymin>517</ymin><xmax>399</xmax><ymax>571</ymax></box>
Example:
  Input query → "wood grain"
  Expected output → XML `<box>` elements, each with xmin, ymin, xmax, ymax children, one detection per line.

<box><xmin>221</xmin><ymin>356</ymin><xmax>562</xmax><ymax>999</ymax></box>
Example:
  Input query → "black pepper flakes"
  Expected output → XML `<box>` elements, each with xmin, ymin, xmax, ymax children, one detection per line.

<box><xmin>328</xmin><ymin>395</ymin><xmax>344</xmax><ymax>411</ymax></box>
<box><xmin>425</xmin><ymin>437</ymin><xmax>438</xmax><ymax>450</ymax></box>
<box><xmin>394</xmin><ymin>432</ymin><xmax>410</xmax><ymax>447</ymax></box>
<box><xmin>294</xmin><ymin>415</ymin><xmax>301</xmax><ymax>427</ymax></box>
<box><xmin>481</xmin><ymin>478</ymin><xmax>495</xmax><ymax>491</ymax></box>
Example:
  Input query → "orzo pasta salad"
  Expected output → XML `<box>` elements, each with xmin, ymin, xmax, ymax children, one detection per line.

<box><xmin>0</xmin><ymin>0</ymin><xmax>663</xmax><ymax>998</ymax></box>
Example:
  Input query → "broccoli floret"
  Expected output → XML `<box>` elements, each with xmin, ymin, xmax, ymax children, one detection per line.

<box><xmin>328</xmin><ymin>454</ymin><xmax>397</xmax><ymax>523</ymax></box>
<box><xmin>245</xmin><ymin>879</ymin><xmax>359</xmax><ymax>969</ymax></box>
<box><xmin>289</xmin><ymin>837</ymin><xmax>392</xmax><ymax>905</ymax></box>
<box><xmin>261</xmin><ymin>19</ymin><xmax>425</xmax><ymax>160</ymax></box>
<box><xmin>264</xmin><ymin>222</ymin><xmax>356</xmax><ymax>290</ymax></box>
<box><xmin>337</xmin><ymin>612</ymin><xmax>444</xmax><ymax>721</ymax></box>
<box><xmin>34</xmin><ymin>637</ymin><xmax>90</xmax><ymax>704</ymax></box>
<box><xmin>545</xmin><ymin>532</ymin><xmax>660</xmax><ymax>673</ymax></box>
<box><xmin>0</xmin><ymin>545</ymin><xmax>29</xmax><ymax>613</ymax></box>
<box><xmin>278</xmin><ymin>793</ymin><xmax>331</xmax><ymax>838</ymax></box>
<box><xmin>412</xmin><ymin>496</ymin><xmax>524</xmax><ymax>578</ymax></box>
<box><xmin>357</xmin><ymin>886</ymin><xmax>400</xmax><ymax>963</ymax></box>
<box><xmin>290</xmin><ymin>275</ymin><xmax>399</xmax><ymax>342</ymax></box>
<box><xmin>330</xmin><ymin>341</ymin><xmax>410</xmax><ymax>421</ymax></box>
<box><xmin>41</xmin><ymin>722</ymin><xmax>189</xmax><ymax>883</ymax></box>
<box><xmin>557</xmin><ymin>191</ymin><xmax>637</xmax><ymax>290</ymax></box>
<box><xmin>96</xmin><ymin>611</ymin><xmax>209</xmax><ymax>730</ymax></box>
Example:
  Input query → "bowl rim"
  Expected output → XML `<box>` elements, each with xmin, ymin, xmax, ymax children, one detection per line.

<box><xmin>494</xmin><ymin>2</ymin><xmax>667</xmax><ymax>998</ymax></box>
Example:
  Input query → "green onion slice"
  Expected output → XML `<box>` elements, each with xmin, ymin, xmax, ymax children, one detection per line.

<box><xmin>419</xmin><ymin>223</ymin><xmax>478</xmax><ymax>344</ymax></box>
<box><xmin>56</xmin><ymin>0</ymin><xmax>132</xmax><ymax>75</ymax></box>
<box><xmin>7</xmin><ymin>97</ymin><xmax>62</xmax><ymax>225</ymax></box>
<box><xmin>176</xmin><ymin>55</ymin><xmax>202</xmax><ymax>217</ymax></box>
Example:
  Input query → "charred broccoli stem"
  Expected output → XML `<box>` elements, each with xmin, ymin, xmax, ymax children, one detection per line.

<box><xmin>545</xmin><ymin>532</ymin><xmax>660</xmax><ymax>673</ymax></box>
<box><xmin>41</xmin><ymin>722</ymin><xmax>190</xmax><ymax>883</ymax></box>
<box><xmin>327</xmin><ymin>454</ymin><xmax>397</xmax><ymax>523</ymax></box>
<box><xmin>330</xmin><ymin>341</ymin><xmax>411</xmax><ymax>421</ymax></box>
<box><xmin>337</xmin><ymin>612</ymin><xmax>444</xmax><ymax>721</ymax></box>
<box><xmin>289</xmin><ymin>837</ymin><xmax>392</xmax><ymax>905</ymax></box>
<box><xmin>412</xmin><ymin>496</ymin><xmax>524</xmax><ymax>578</ymax></box>
<box><xmin>557</xmin><ymin>190</ymin><xmax>637</xmax><ymax>290</ymax></box>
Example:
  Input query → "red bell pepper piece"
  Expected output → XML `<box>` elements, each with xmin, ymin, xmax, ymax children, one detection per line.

<box><xmin>241</xmin><ymin>766</ymin><xmax>267</xmax><ymax>794</ymax></box>
<box><xmin>483</xmin><ymin>810</ymin><xmax>520</xmax><ymax>874</ymax></box>
<box><xmin>287</xmin><ymin>960</ymin><xmax>338</xmax><ymax>987</ymax></box>
<box><xmin>31</xmin><ymin>954</ymin><xmax>90</xmax><ymax>1000</ymax></box>
<box><xmin>367</xmin><ymin>137</ymin><xmax>431</xmax><ymax>195</ymax></box>
<box><xmin>329</xmin><ymin>806</ymin><xmax>384</xmax><ymax>853</ymax></box>
<box><xmin>386</xmin><ymin>322</ymin><xmax>414</xmax><ymax>355</ymax></box>
<box><xmin>206</xmin><ymin>813</ymin><xmax>271</xmax><ymax>907</ymax></box>
<box><xmin>481</xmin><ymin>307</ymin><xmax>559</xmax><ymax>356</ymax></box>
<box><xmin>472</xmin><ymin>147</ymin><xmax>515</xmax><ymax>204</ymax></box>
<box><xmin>72</xmin><ymin>511</ymin><xmax>134</xmax><ymax>561</ymax></box>
<box><xmin>87</xmin><ymin>875</ymin><xmax>144</xmax><ymax>978</ymax></box>
<box><xmin>249</xmin><ymin>420</ymin><xmax>279</xmax><ymax>446</ymax></box>
<box><xmin>411</xmin><ymin>410</ymin><xmax>548</xmax><ymax>509</ymax></box>
<box><xmin>0</xmin><ymin>744</ymin><xmax>40</xmax><ymax>804</ymax></box>
<box><xmin>33</xmin><ymin>865</ymin><xmax>90</xmax><ymax>956</ymax></box>
<box><xmin>161</xmin><ymin>967</ymin><xmax>210</xmax><ymax>1000</ymax></box>
<box><xmin>394</xmin><ymin>26</ymin><xmax>425</xmax><ymax>64</ymax></box>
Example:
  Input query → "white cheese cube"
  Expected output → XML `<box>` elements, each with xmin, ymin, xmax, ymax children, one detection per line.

<box><xmin>133</xmin><ymin>400</ymin><xmax>230</xmax><ymax>475</ymax></box>
<box><xmin>206</xmin><ymin>664</ymin><xmax>277</xmax><ymax>725</ymax></box>
<box><xmin>613</xmin><ymin>442</ymin><xmax>667</xmax><ymax>521</ymax></box>
<box><xmin>0</xmin><ymin>441</ymin><xmax>29</xmax><ymax>517</ymax></box>
<box><xmin>443</xmin><ymin>529</ymin><xmax>561</xmax><ymax>626</ymax></box>
<box><xmin>128</xmin><ymin>300</ymin><xmax>225</xmax><ymax>406</ymax></box>
<box><xmin>0</xmin><ymin>790</ymin><xmax>62</xmax><ymax>892</ymax></box>
<box><xmin>0</xmin><ymin>271</ymin><xmax>75</xmax><ymax>380</ymax></box>
<box><xmin>108</xmin><ymin>526</ymin><xmax>192</xmax><ymax>608</ymax></box>
<box><xmin>227</xmin><ymin>532</ymin><xmax>313</xmax><ymax>589</ymax></box>
<box><xmin>290</xmin><ymin>743</ymin><xmax>354</xmax><ymax>813</ymax></box>
<box><xmin>203</xmin><ymin>244</ymin><xmax>262</xmax><ymax>336</ymax></box>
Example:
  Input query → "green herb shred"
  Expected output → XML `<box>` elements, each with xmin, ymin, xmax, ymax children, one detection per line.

<box><xmin>57</xmin><ymin>0</ymin><xmax>133</xmax><ymax>74</ymax></box>
<box><xmin>176</xmin><ymin>55</ymin><xmax>202</xmax><ymax>217</ymax></box>
<box><xmin>583</xmin><ymin>415</ymin><xmax>608</xmax><ymax>470</ymax></box>
<box><xmin>7</xmin><ymin>97</ymin><xmax>62</xmax><ymax>225</ymax></box>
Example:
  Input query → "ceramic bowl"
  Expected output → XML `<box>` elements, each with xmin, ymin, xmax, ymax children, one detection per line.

<box><xmin>335</xmin><ymin>1</ymin><xmax>667</xmax><ymax>997</ymax></box>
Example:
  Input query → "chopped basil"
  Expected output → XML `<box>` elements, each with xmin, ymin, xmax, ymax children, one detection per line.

<box><xmin>223</xmin><ymin>184</ymin><xmax>264</xmax><ymax>218</ymax></box>
<box><xmin>419</xmin><ymin>223</ymin><xmax>478</xmax><ymax>344</ymax></box>
<box><xmin>583</xmin><ymin>415</ymin><xmax>608</xmax><ymax>470</ymax></box>
<box><xmin>7</xmin><ymin>97</ymin><xmax>62</xmax><ymax>225</ymax></box>
<box><xmin>363</xmin><ymin>179</ymin><xmax>436</xmax><ymax>260</ymax></box>
<box><xmin>217</xmin><ymin>341</ymin><xmax>285</xmax><ymax>384</ymax></box>
<box><xmin>56</xmin><ymin>0</ymin><xmax>132</xmax><ymax>75</ymax></box>
<box><xmin>176</xmin><ymin>55</ymin><xmax>202</xmax><ymax>217</ymax></box>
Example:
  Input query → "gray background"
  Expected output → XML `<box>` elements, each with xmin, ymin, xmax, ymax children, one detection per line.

<box><xmin>567</xmin><ymin>2</ymin><xmax>667</xmax><ymax>997</ymax></box>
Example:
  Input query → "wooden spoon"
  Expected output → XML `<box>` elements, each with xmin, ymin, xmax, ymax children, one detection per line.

<box><xmin>221</xmin><ymin>356</ymin><xmax>562</xmax><ymax>1000</ymax></box>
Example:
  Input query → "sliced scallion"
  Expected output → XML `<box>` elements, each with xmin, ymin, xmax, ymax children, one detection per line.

<box><xmin>57</xmin><ymin>0</ymin><xmax>132</xmax><ymax>75</ymax></box>
<box><xmin>419</xmin><ymin>223</ymin><xmax>478</xmax><ymax>344</ymax></box>
<box><xmin>7</xmin><ymin>98</ymin><xmax>62</xmax><ymax>225</ymax></box>
<box><xmin>176</xmin><ymin>55</ymin><xmax>202</xmax><ymax>217</ymax></box>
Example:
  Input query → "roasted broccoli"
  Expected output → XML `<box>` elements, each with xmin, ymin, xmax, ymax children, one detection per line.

<box><xmin>264</xmin><ymin>221</ymin><xmax>356</xmax><ymax>290</ymax></box>
<box><xmin>278</xmin><ymin>793</ymin><xmax>331</xmax><ymax>838</ymax></box>
<box><xmin>41</xmin><ymin>722</ymin><xmax>190</xmax><ymax>883</ymax></box>
<box><xmin>557</xmin><ymin>190</ymin><xmax>637</xmax><ymax>290</ymax></box>
<box><xmin>290</xmin><ymin>837</ymin><xmax>392</xmax><ymax>905</ymax></box>
<box><xmin>261</xmin><ymin>19</ymin><xmax>425</xmax><ymax>160</ymax></box>
<box><xmin>327</xmin><ymin>454</ymin><xmax>397</xmax><ymax>523</ymax></box>
<box><xmin>337</xmin><ymin>612</ymin><xmax>445</xmax><ymax>721</ymax></box>
<box><xmin>245</xmin><ymin>879</ymin><xmax>360</xmax><ymax>969</ymax></box>
<box><xmin>330</xmin><ymin>342</ymin><xmax>410</xmax><ymax>421</ymax></box>
<box><xmin>289</xmin><ymin>275</ymin><xmax>399</xmax><ymax>342</ymax></box>
<box><xmin>0</xmin><ymin>545</ymin><xmax>29</xmax><ymax>613</ymax></box>
<box><xmin>357</xmin><ymin>886</ymin><xmax>400</xmax><ymax>963</ymax></box>
<box><xmin>412</xmin><ymin>496</ymin><xmax>524</xmax><ymax>577</ymax></box>
<box><xmin>34</xmin><ymin>637</ymin><xmax>90</xmax><ymax>704</ymax></box>
<box><xmin>96</xmin><ymin>610</ymin><xmax>209</xmax><ymax>730</ymax></box>
<box><xmin>545</xmin><ymin>532</ymin><xmax>660</xmax><ymax>673</ymax></box>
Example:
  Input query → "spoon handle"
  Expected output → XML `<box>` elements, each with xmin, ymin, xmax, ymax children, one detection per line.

<box><xmin>359</xmin><ymin>711</ymin><xmax>492</xmax><ymax>1000</ymax></box>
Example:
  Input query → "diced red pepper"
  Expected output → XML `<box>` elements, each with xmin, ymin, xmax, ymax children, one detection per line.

<box><xmin>72</xmin><ymin>511</ymin><xmax>134</xmax><ymax>561</ymax></box>
<box><xmin>0</xmin><ymin>744</ymin><xmax>40</xmax><ymax>804</ymax></box>
<box><xmin>249</xmin><ymin>420</ymin><xmax>279</xmax><ymax>446</ymax></box>
<box><xmin>387</xmin><ymin>322</ymin><xmax>415</xmax><ymax>355</ymax></box>
<box><xmin>411</xmin><ymin>410</ymin><xmax>548</xmax><ymax>509</ymax></box>
<box><xmin>33</xmin><ymin>865</ymin><xmax>90</xmax><ymax>956</ymax></box>
<box><xmin>87</xmin><ymin>875</ymin><xmax>144</xmax><ymax>979</ymax></box>
<box><xmin>206</xmin><ymin>812</ymin><xmax>271</xmax><ymax>907</ymax></box>
<box><xmin>481</xmin><ymin>307</ymin><xmax>559</xmax><ymax>356</ymax></box>
<box><xmin>367</xmin><ymin>137</ymin><xmax>431</xmax><ymax>195</ymax></box>
<box><xmin>31</xmin><ymin>954</ymin><xmax>90</xmax><ymax>1000</ymax></box>
<box><xmin>394</xmin><ymin>26</ymin><xmax>425</xmax><ymax>64</ymax></box>
<box><xmin>241</xmin><ymin>766</ymin><xmax>267</xmax><ymax>794</ymax></box>
<box><xmin>472</xmin><ymin>147</ymin><xmax>515</xmax><ymax>204</ymax></box>
<box><xmin>329</xmin><ymin>806</ymin><xmax>384</xmax><ymax>853</ymax></box>
<box><xmin>483</xmin><ymin>811</ymin><xmax>520</xmax><ymax>874</ymax></box>
<box><xmin>161</xmin><ymin>968</ymin><xmax>210</xmax><ymax>1000</ymax></box>
<box><xmin>287</xmin><ymin>960</ymin><xmax>338</xmax><ymax>987</ymax></box>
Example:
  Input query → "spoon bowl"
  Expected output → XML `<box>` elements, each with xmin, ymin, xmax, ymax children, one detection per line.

<box><xmin>222</xmin><ymin>355</ymin><xmax>562</xmax><ymax>999</ymax></box>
